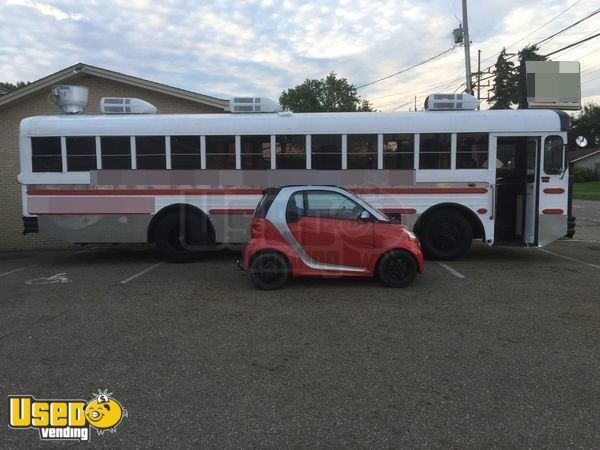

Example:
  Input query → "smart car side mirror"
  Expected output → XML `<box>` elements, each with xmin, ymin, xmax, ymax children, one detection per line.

<box><xmin>359</xmin><ymin>210</ymin><xmax>371</xmax><ymax>221</ymax></box>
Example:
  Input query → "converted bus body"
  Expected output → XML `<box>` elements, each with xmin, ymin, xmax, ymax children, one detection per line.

<box><xmin>18</xmin><ymin>109</ymin><xmax>571</xmax><ymax>260</ymax></box>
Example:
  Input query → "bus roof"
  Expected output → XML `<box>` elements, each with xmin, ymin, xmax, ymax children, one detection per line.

<box><xmin>20</xmin><ymin>109</ymin><xmax>568</xmax><ymax>137</ymax></box>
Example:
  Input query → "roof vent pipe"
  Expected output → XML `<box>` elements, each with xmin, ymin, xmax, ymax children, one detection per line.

<box><xmin>51</xmin><ymin>85</ymin><xmax>89</xmax><ymax>114</ymax></box>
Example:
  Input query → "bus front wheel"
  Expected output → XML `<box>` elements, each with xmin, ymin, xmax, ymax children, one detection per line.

<box><xmin>154</xmin><ymin>211</ymin><xmax>213</xmax><ymax>262</ymax></box>
<box><xmin>419</xmin><ymin>209</ymin><xmax>472</xmax><ymax>260</ymax></box>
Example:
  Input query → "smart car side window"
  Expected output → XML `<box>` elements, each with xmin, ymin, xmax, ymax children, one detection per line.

<box><xmin>286</xmin><ymin>192</ymin><xmax>305</xmax><ymax>222</ymax></box>
<box><xmin>305</xmin><ymin>191</ymin><xmax>364</xmax><ymax>220</ymax></box>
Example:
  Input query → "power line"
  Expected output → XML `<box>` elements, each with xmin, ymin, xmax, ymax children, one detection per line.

<box><xmin>543</xmin><ymin>31</ymin><xmax>600</xmax><ymax>57</ymax></box>
<box><xmin>503</xmin><ymin>0</ymin><xmax>582</xmax><ymax>52</ymax></box>
<box><xmin>356</xmin><ymin>47</ymin><xmax>456</xmax><ymax>89</ymax></box>
<box><xmin>536</xmin><ymin>7</ymin><xmax>600</xmax><ymax>47</ymax></box>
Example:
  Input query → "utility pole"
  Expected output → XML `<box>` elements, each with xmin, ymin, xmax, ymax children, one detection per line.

<box><xmin>462</xmin><ymin>0</ymin><xmax>473</xmax><ymax>94</ymax></box>
<box><xmin>414</xmin><ymin>96</ymin><xmax>417</xmax><ymax>111</ymax></box>
<box><xmin>477</xmin><ymin>49</ymin><xmax>481</xmax><ymax>109</ymax></box>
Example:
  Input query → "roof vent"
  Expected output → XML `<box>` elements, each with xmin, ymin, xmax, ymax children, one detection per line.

<box><xmin>424</xmin><ymin>93</ymin><xmax>479</xmax><ymax>111</ymax></box>
<box><xmin>230</xmin><ymin>97</ymin><xmax>281</xmax><ymax>113</ymax></box>
<box><xmin>51</xmin><ymin>85</ymin><xmax>89</xmax><ymax>114</ymax></box>
<box><xmin>100</xmin><ymin>97</ymin><xmax>157</xmax><ymax>114</ymax></box>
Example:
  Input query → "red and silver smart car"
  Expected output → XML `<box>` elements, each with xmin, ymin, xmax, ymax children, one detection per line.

<box><xmin>241</xmin><ymin>186</ymin><xmax>424</xmax><ymax>290</ymax></box>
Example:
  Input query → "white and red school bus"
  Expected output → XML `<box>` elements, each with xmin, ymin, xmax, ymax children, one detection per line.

<box><xmin>18</xmin><ymin>106</ymin><xmax>572</xmax><ymax>261</ymax></box>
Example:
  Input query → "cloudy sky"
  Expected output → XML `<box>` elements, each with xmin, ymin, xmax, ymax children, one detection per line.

<box><xmin>1</xmin><ymin>0</ymin><xmax>598</xmax><ymax>111</ymax></box>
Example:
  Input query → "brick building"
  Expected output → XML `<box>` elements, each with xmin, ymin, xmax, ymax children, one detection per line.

<box><xmin>0</xmin><ymin>63</ymin><xmax>228</xmax><ymax>251</ymax></box>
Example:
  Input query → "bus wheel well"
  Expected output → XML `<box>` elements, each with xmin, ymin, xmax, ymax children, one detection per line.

<box><xmin>414</xmin><ymin>203</ymin><xmax>485</xmax><ymax>240</ymax></box>
<box><xmin>147</xmin><ymin>204</ymin><xmax>215</xmax><ymax>243</ymax></box>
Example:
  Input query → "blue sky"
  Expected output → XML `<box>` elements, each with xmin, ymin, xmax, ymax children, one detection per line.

<box><xmin>1</xmin><ymin>0</ymin><xmax>599</xmax><ymax>110</ymax></box>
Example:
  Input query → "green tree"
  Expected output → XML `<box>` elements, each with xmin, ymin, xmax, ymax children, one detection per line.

<box><xmin>489</xmin><ymin>45</ymin><xmax>547</xmax><ymax>109</ymax></box>
<box><xmin>514</xmin><ymin>44</ymin><xmax>547</xmax><ymax>108</ymax></box>
<box><xmin>572</xmin><ymin>104</ymin><xmax>600</xmax><ymax>147</ymax></box>
<box><xmin>0</xmin><ymin>81</ymin><xmax>29</xmax><ymax>93</ymax></box>
<box><xmin>279</xmin><ymin>72</ymin><xmax>372</xmax><ymax>112</ymax></box>
<box><xmin>489</xmin><ymin>48</ymin><xmax>516</xmax><ymax>109</ymax></box>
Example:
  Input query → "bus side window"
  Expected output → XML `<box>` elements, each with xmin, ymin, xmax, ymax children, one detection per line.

<box><xmin>276</xmin><ymin>135</ymin><xmax>306</xmax><ymax>169</ymax></box>
<box><xmin>101</xmin><ymin>136</ymin><xmax>132</xmax><ymax>169</ymax></box>
<box><xmin>456</xmin><ymin>133</ymin><xmax>489</xmax><ymax>169</ymax></box>
<box><xmin>383</xmin><ymin>134</ymin><xmax>414</xmax><ymax>169</ymax></box>
<box><xmin>32</xmin><ymin>137</ymin><xmax>62</xmax><ymax>172</ymax></box>
<box><xmin>347</xmin><ymin>134</ymin><xmax>377</xmax><ymax>169</ymax></box>
<box><xmin>206</xmin><ymin>136</ymin><xmax>235</xmax><ymax>169</ymax></box>
<box><xmin>66</xmin><ymin>137</ymin><xmax>97</xmax><ymax>171</ymax></box>
<box><xmin>136</xmin><ymin>136</ymin><xmax>166</xmax><ymax>170</ymax></box>
<box><xmin>171</xmin><ymin>136</ymin><xmax>201</xmax><ymax>169</ymax></box>
<box><xmin>241</xmin><ymin>135</ymin><xmax>271</xmax><ymax>169</ymax></box>
<box><xmin>419</xmin><ymin>133</ymin><xmax>451</xmax><ymax>169</ymax></box>
<box><xmin>311</xmin><ymin>135</ymin><xmax>342</xmax><ymax>170</ymax></box>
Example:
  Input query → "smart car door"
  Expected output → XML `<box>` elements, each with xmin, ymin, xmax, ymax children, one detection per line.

<box><xmin>287</xmin><ymin>190</ymin><xmax>374</xmax><ymax>268</ymax></box>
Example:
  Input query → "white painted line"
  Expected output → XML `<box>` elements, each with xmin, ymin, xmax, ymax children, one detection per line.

<box><xmin>120</xmin><ymin>263</ymin><xmax>162</xmax><ymax>285</ymax></box>
<box><xmin>538</xmin><ymin>248</ymin><xmax>600</xmax><ymax>270</ymax></box>
<box><xmin>437</xmin><ymin>262</ymin><xmax>465</xmax><ymax>279</ymax></box>
<box><xmin>0</xmin><ymin>265</ymin><xmax>35</xmax><ymax>277</ymax></box>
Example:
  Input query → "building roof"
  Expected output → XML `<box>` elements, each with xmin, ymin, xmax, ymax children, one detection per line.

<box><xmin>569</xmin><ymin>147</ymin><xmax>600</xmax><ymax>163</ymax></box>
<box><xmin>0</xmin><ymin>63</ymin><xmax>229</xmax><ymax>111</ymax></box>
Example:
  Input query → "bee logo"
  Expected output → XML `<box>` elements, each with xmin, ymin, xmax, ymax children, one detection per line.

<box><xmin>84</xmin><ymin>389</ymin><xmax>127</xmax><ymax>435</ymax></box>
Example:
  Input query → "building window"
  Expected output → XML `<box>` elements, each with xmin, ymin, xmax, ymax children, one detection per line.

<box><xmin>101</xmin><ymin>136</ymin><xmax>131</xmax><ymax>169</ymax></box>
<box><xmin>136</xmin><ymin>136</ymin><xmax>166</xmax><ymax>170</ymax></box>
<box><xmin>312</xmin><ymin>135</ymin><xmax>342</xmax><ymax>169</ymax></box>
<box><xmin>66</xmin><ymin>137</ymin><xmax>96</xmax><ymax>171</ymax></box>
<box><xmin>383</xmin><ymin>134</ymin><xmax>414</xmax><ymax>169</ymax></box>
<box><xmin>457</xmin><ymin>133</ymin><xmax>489</xmax><ymax>169</ymax></box>
<box><xmin>276</xmin><ymin>135</ymin><xmax>306</xmax><ymax>169</ymax></box>
<box><xmin>31</xmin><ymin>137</ymin><xmax>62</xmax><ymax>172</ymax></box>
<box><xmin>241</xmin><ymin>135</ymin><xmax>271</xmax><ymax>169</ymax></box>
<box><xmin>347</xmin><ymin>134</ymin><xmax>377</xmax><ymax>169</ymax></box>
<box><xmin>171</xmin><ymin>136</ymin><xmax>201</xmax><ymax>169</ymax></box>
<box><xmin>206</xmin><ymin>136</ymin><xmax>235</xmax><ymax>169</ymax></box>
<box><xmin>419</xmin><ymin>133</ymin><xmax>451</xmax><ymax>169</ymax></box>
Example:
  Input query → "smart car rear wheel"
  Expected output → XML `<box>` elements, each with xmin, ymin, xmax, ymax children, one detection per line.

<box><xmin>249</xmin><ymin>252</ymin><xmax>290</xmax><ymax>290</ymax></box>
<box><xmin>377</xmin><ymin>249</ymin><xmax>417</xmax><ymax>288</ymax></box>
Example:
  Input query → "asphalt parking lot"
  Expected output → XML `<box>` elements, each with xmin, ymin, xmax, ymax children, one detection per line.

<box><xmin>1</xmin><ymin>200</ymin><xmax>599</xmax><ymax>448</ymax></box>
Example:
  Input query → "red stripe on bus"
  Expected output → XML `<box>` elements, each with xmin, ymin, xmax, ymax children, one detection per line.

<box><xmin>381</xmin><ymin>208</ymin><xmax>417</xmax><ymax>215</ymax></box>
<box><xmin>27</xmin><ymin>187</ymin><xmax>488</xmax><ymax>196</ymax></box>
<box><xmin>542</xmin><ymin>208</ymin><xmax>564</xmax><ymax>215</ymax></box>
<box><xmin>543</xmin><ymin>188</ymin><xmax>565</xmax><ymax>194</ymax></box>
<box><xmin>209</xmin><ymin>209</ymin><xmax>255</xmax><ymax>215</ymax></box>
<box><xmin>32</xmin><ymin>212</ymin><xmax>151</xmax><ymax>215</ymax></box>
<box><xmin>27</xmin><ymin>188</ymin><xmax>264</xmax><ymax>196</ymax></box>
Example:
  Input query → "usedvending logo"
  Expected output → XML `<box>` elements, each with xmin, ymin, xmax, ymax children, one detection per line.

<box><xmin>8</xmin><ymin>389</ymin><xmax>127</xmax><ymax>442</ymax></box>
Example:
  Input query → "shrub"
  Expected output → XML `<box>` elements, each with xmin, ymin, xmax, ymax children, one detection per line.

<box><xmin>572</xmin><ymin>165</ymin><xmax>600</xmax><ymax>182</ymax></box>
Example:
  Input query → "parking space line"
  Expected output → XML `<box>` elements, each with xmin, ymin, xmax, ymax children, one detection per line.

<box><xmin>437</xmin><ymin>262</ymin><xmax>465</xmax><ymax>279</ymax></box>
<box><xmin>537</xmin><ymin>248</ymin><xmax>600</xmax><ymax>270</ymax></box>
<box><xmin>120</xmin><ymin>263</ymin><xmax>162</xmax><ymax>284</ymax></box>
<box><xmin>0</xmin><ymin>265</ymin><xmax>36</xmax><ymax>277</ymax></box>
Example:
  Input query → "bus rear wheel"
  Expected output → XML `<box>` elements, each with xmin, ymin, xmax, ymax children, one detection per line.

<box><xmin>154</xmin><ymin>211</ymin><xmax>214</xmax><ymax>262</ymax></box>
<box><xmin>419</xmin><ymin>209</ymin><xmax>472</xmax><ymax>260</ymax></box>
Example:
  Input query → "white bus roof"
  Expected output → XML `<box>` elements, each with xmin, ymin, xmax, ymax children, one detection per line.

<box><xmin>20</xmin><ymin>109</ymin><xmax>567</xmax><ymax>137</ymax></box>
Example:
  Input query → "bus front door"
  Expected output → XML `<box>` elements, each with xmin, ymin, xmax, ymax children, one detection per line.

<box><xmin>493</xmin><ymin>137</ymin><xmax>539</xmax><ymax>245</ymax></box>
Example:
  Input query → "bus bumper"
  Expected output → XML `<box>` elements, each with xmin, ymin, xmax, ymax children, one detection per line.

<box><xmin>22</xmin><ymin>216</ymin><xmax>39</xmax><ymax>235</ymax></box>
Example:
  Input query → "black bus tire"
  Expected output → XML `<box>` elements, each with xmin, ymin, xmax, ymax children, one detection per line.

<box><xmin>419</xmin><ymin>209</ymin><xmax>472</xmax><ymax>260</ymax></box>
<box><xmin>154</xmin><ymin>211</ymin><xmax>213</xmax><ymax>262</ymax></box>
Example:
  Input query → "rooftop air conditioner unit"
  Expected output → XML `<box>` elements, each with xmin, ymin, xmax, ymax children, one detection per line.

<box><xmin>51</xmin><ymin>85</ymin><xmax>89</xmax><ymax>114</ymax></box>
<box><xmin>100</xmin><ymin>97</ymin><xmax>157</xmax><ymax>114</ymax></box>
<box><xmin>230</xmin><ymin>97</ymin><xmax>281</xmax><ymax>113</ymax></box>
<box><xmin>424</xmin><ymin>93</ymin><xmax>479</xmax><ymax>111</ymax></box>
